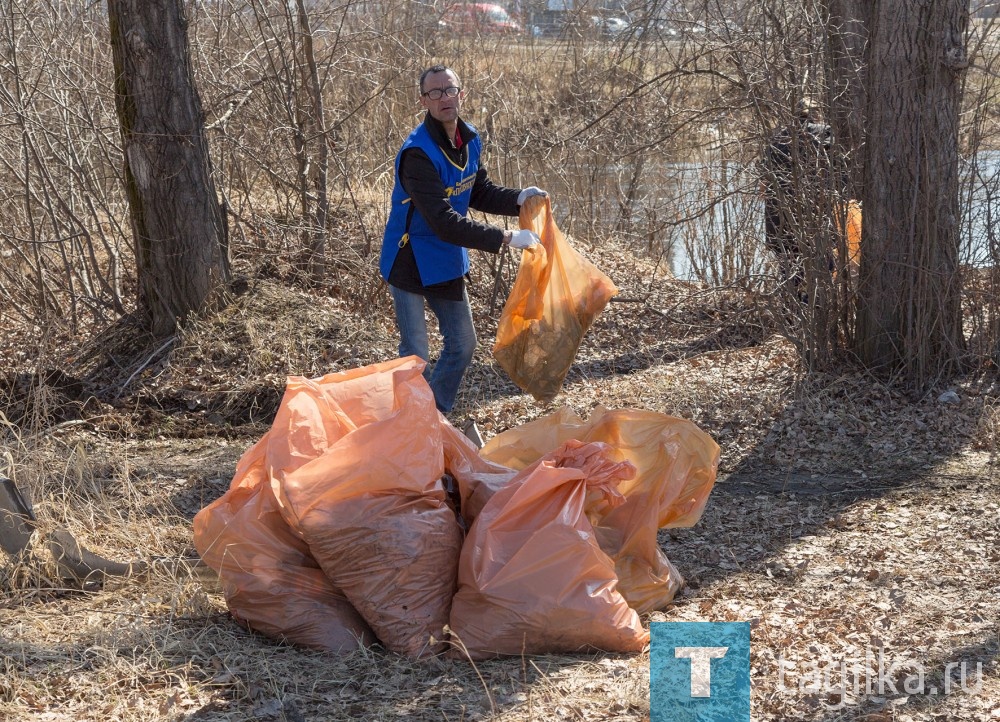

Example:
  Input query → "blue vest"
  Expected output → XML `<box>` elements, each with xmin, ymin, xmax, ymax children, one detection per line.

<box><xmin>380</xmin><ymin>123</ymin><xmax>482</xmax><ymax>286</ymax></box>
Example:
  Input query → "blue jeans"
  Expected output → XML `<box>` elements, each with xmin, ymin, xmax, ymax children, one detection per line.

<box><xmin>390</xmin><ymin>285</ymin><xmax>477</xmax><ymax>413</ymax></box>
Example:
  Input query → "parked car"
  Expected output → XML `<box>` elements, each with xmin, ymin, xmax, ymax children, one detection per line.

<box><xmin>585</xmin><ymin>14</ymin><xmax>629</xmax><ymax>38</ymax></box>
<box><xmin>603</xmin><ymin>16</ymin><xmax>629</xmax><ymax>36</ymax></box>
<box><xmin>633</xmin><ymin>18</ymin><xmax>679</xmax><ymax>41</ymax></box>
<box><xmin>441</xmin><ymin>3</ymin><xmax>522</xmax><ymax>35</ymax></box>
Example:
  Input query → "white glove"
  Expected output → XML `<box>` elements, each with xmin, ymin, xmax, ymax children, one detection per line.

<box><xmin>508</xmin><ymin>229</ymin><xmax>540</xmax><ymax>249</ymax></box>
<box><xmin>517</xmin><ymin>186</ymin><xmax>548</xmax><ymax>205</ymax></box>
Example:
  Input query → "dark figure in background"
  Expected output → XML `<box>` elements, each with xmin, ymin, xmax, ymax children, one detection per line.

<box><xmin>760</xmin><ymin>102</ymin><xmax>838</xmax><ymax>293</ymax></box>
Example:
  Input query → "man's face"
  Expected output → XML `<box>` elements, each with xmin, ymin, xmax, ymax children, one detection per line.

<box><xmin>420</xmin><ymin>70</ymin><xmax>463</xmax><ymax>124</ymax></box>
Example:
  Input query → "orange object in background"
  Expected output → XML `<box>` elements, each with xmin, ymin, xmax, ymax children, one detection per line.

<box><xmin>493</xmin><ymin>195</ymin><xmax>618</xmax><ymax>402</ymax></box>
<box><xmin>836</xmin><ymin>199</ymin><xmax>862</xmax><ymax>270</ymax></box>
<box><xmin>847</xmin><ymin>200</ymin><xmax>862</xmax><ymax>267</ymax></box>
<box><xmin>481</xmin><ymin>406</ymin><xmax>720</xmax><ymax>613</ymax></box>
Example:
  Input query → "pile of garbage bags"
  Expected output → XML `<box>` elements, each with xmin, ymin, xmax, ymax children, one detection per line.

<box><xmin>193</xmin><ymin>356</ymin><xmax>719</xmax><ymax>659</ymax></box>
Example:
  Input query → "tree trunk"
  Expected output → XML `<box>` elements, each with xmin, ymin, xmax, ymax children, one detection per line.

<box><xmin>856</xmin><ymin>0</ymin><xmax>968</xmax><ymax>383</ymax></box>
<box><xmin>823</xmin><ymin>0</ymin><xmax>868</xmax><ymax>194</ymax></box>
<box><xmin>107</xmin><ymin>0</ymin><xmax>231</xmax><ymax>337</ymax></box>
<box><xmin>294</xmin><ymin>0</ymin><xmax>330</xmax><ymax>282</ymax></box>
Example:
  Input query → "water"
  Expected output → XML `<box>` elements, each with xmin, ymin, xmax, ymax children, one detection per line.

<box><xmin>961</xmin><ymin>150</ymin><xmax>1000</xmax><ymax>268</ymax></box>
<box><xmin>544</xmin><ymin>152</ymin><xmax>1000</xmax><ymax>282</ymax></box>
<box><xmin>541</xmin><ymin>157</ymin><xmax>765</xmax><ymax>281</ymax></box>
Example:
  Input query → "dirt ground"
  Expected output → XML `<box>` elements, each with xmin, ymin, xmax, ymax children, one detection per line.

<box><xmin>0</xmin><ymin>237</ymin><xmax>998</xmax><ymax>721</ymax></box>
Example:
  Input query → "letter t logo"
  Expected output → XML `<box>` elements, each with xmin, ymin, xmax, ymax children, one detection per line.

<box><xmin>675</xmin><ymin>646</ymin><xmax>729</xmax><ymax>697</ymax></box>
<box><xmin>651</xmin><ymin>623</ymin><xmax>749</xmax><ymax>720</ymax></box>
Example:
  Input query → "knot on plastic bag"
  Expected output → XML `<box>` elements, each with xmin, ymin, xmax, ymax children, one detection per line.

<box><xmin>548</xmin><ymin>439</ymin><xmax>634</xmax><ymax>507</ymax></box>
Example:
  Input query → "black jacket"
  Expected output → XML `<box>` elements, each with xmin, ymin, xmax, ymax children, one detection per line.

<box><xmin>388</xmin><ymin>113</ymin><xmax>520</xmax><ymax>299</ymax></box>
<box><xmin>761</xmin><ymin>119</ymin><xmax>838</xmax><ymax>255</ymax></box>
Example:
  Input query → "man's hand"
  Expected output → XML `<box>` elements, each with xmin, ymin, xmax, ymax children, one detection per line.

<box><xmin>507</xmin><ymin>229</ymin><xmax>541</xmax><ymax>249</ymax></box>
<box><xmin>517</xmin><ymin>187</ymin><xmax>548</xmax><ymax>205</ymax></box>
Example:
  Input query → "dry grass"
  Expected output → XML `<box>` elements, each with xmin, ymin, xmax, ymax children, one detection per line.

<box><xmin>1</xmin><ymin>230</ymin><xmax>999</xmax><ymax>721</ymax></box>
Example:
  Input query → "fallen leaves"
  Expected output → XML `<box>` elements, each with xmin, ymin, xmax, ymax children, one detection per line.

<box><xmin>2</xmin><ymin>251</ymin><xmax>1000</xmax><ymax>720</ymax></box>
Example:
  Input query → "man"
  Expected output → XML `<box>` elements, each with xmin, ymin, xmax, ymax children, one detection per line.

<box><xmin>760</xmin><ymin>100</ymin><xmax>838</xmax><ymax>292</ymax></box>
<box><xmin>380</xmin><ymin>64</ymin><xmax>546</xmax><ymax>413</ymax></box>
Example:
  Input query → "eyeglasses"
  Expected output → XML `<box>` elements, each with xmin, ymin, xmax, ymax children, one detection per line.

<box><xmin>421</xmin><ymin>86</ymin><xmax>462</xmax><ymax>100</ymax></box>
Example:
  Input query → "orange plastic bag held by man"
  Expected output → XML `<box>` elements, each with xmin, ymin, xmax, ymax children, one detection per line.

<box><xmin>493</xmin><ymin>195</ymin><xmax>618</xmax><ymax>402</ymax></box>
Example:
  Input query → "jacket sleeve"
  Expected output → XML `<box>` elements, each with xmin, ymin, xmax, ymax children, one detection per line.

<box><xmin>399</xmin><ymin>148</ymin><xmax>506</xmax><ymax>253</ymax></box>
<box><xmin>469</xmin><ymin>164</ymin><xmax>521</xmax><ymax>217</ymax></box>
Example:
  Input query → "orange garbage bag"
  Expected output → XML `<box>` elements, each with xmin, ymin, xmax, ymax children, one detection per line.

<box><xmin>193</xmin><ymin>437</ymin><xmax>374</xmax><ymax>652</ymax></box>
<box><xmin>449</xmin><ymin>440</ymin><xmax>649</xmax><ymax>659</ymax></box>
<box><xmin>835</xmin><ymin>199</ymin><xmax>862</xmax><ymax>271</ymax></box>
<box><xmin>266</xmin><ymin>357</ymin><xmax>462</xmax><ymax>658</ymax></box>
<box><xmin>480</xmin><ymin>406</ymin><xmax>720</xmax><ymax>613</ymax></box>
<box><xmin>440</xmin><ymin>421</ymin><xmax>516</xmax><ymax>526</ymax></box>
<box><xmin>846</xmin><ymin>200</ymin><xmax>862</xmax><ymax>268</ymax></box>
<box><xmin>493</xmin><ymin>195</ymin><xmax>618</xmax><ymax>402</ymax></box>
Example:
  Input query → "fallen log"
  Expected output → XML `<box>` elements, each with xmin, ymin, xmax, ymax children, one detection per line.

<box><xmin>0</xmin><ymin>476</ymin><xmax>146</xmax><ymax>584</ymax></box>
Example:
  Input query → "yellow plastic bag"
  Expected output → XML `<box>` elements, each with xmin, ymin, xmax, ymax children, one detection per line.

<box><xmin>493</xmin><ymin>195</ymin><xmax>618</xmax><ymax>402</ymax></box>
<box><xmin>449</xmin><ymin>440</ymin><xmax>648</xmax><ymax>659</ymax></box>
<box><xmin>481</xmin><ymin>406</ymin><xmax>720</xmax><ymax>613</ymax></box>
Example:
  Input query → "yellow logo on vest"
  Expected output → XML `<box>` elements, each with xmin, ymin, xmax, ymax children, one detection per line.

<box><xmin>445</xmin><ymin>173</ymin><xmax>476</xmax><ymax>198</ymax></box>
